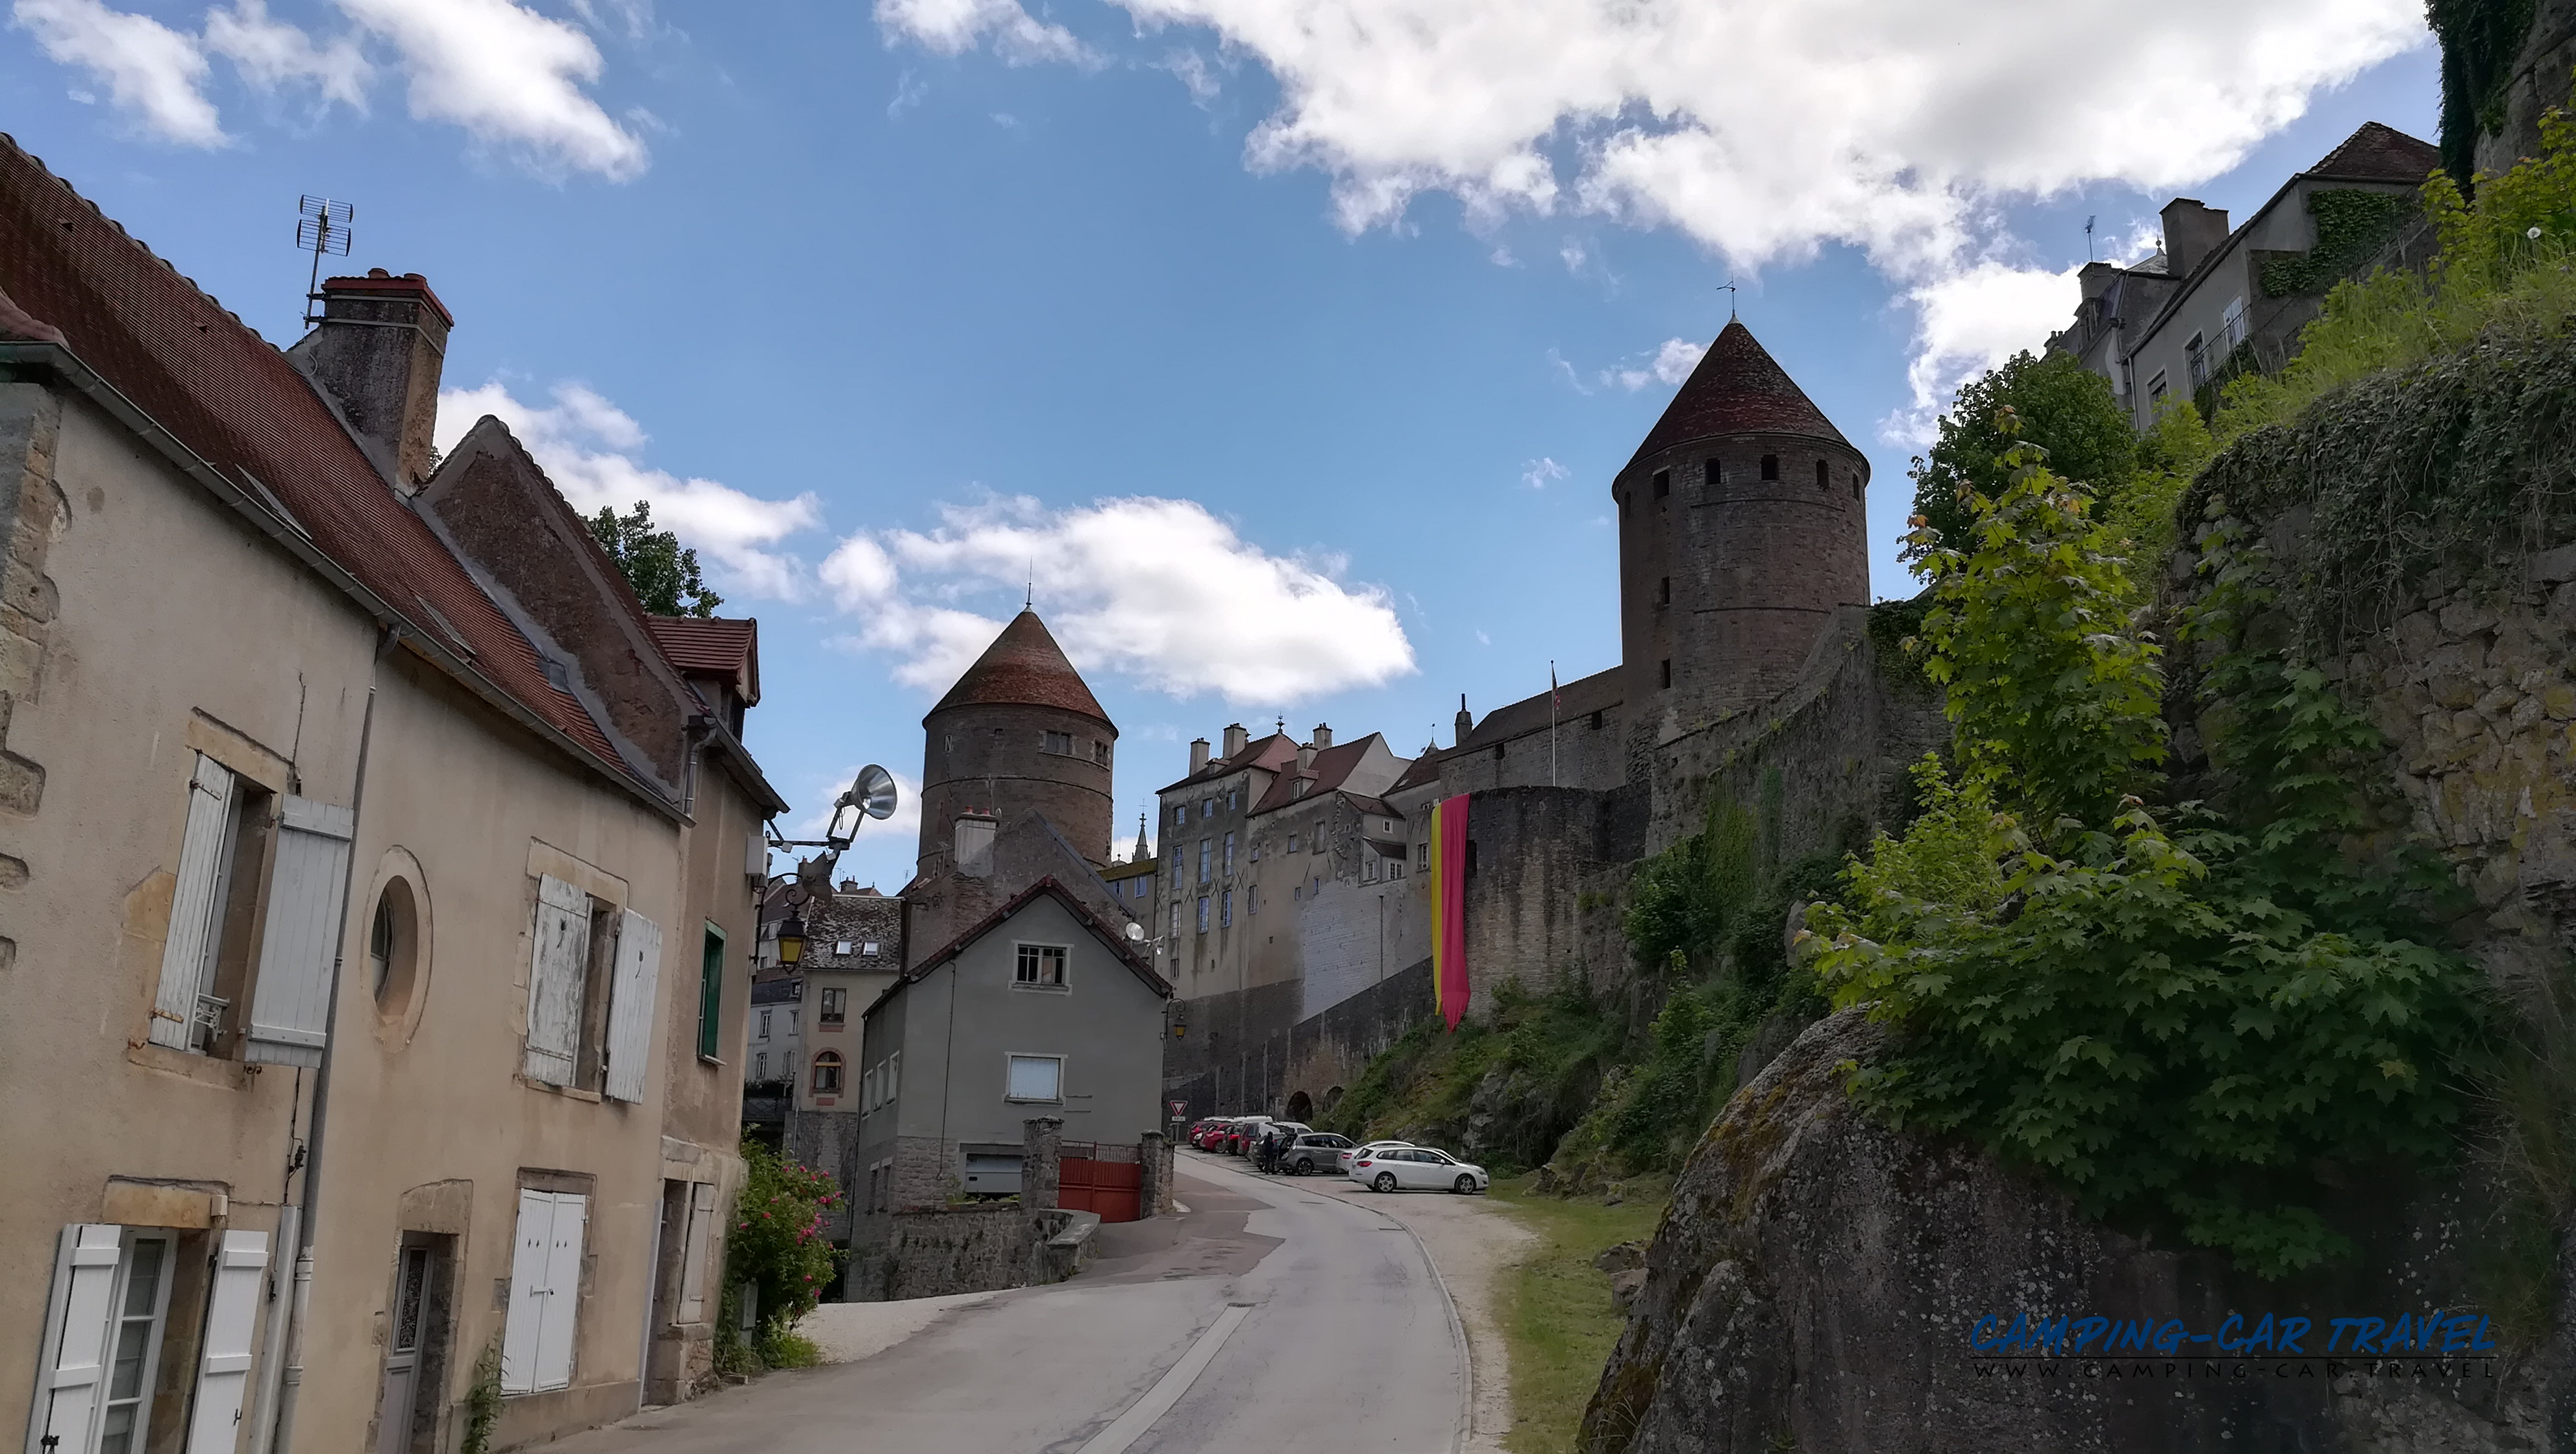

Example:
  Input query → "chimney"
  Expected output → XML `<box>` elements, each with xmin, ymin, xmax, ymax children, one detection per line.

<box><xmin>955</xmin><ymin>813</ymin><xmax>997</xmax><ymax>879</ymax></box>
<box><xmin>1189</xmin><ymin>737</ymin><xmax>1211</xmax><ymax>774</ymax></box>
<box><xmin>1297</xmin><ymin>743</ymin><xmax>1316</xmax><ymax>772</ymax></box>
<box><xmin>288</xmin><ymin>269</ymin><xmax>453</xmax><ymax>491</ymax></box>
<box><xmin>2157</xmin><ymin>200</ymin><xmax>2230</xmax><ymax>278</ymax></box>
<box><xmin>1455</xmin><ymin>695</ymin><xmax>1474</xmax><ymax>747</ymax></box>
<box><xmin>2077</xmin><ymin>260</ymin><xmax>2118</xmax><ymax>300</ymax></box>
<box><xmin>1222</xmin><ymin>722</ymin><xmax>1249</xmax><ymax>758</ymax></box>
<box><xmin>1311</xmin><ymin>723</ymin><xmax>1333</xmax><ymax>750</ymax></box>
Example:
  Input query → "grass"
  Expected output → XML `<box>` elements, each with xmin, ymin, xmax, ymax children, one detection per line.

<box><xmin>1491</xmin><ymin>1176</ymin><xmax>1669</xmax><ymax>1454</ymax></box>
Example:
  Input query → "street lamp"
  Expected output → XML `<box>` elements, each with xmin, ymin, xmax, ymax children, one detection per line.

<box><xmin>775</xmin><ymin>911</ymin><xmax>808</xmax><ymax>966</ymax></box>
<box><xmin>763</xmin><ymin>763</ymin><xmax>900</xmax><ymax>967</ymax></box>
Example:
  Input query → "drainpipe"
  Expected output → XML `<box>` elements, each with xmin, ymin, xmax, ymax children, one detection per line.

<box><xmin>267</xmin><ymin>636</ymin><xmax>386</xmax><ymax>1454</ymax></box>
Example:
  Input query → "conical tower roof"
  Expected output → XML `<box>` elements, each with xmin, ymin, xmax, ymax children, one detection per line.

<box><xmin>925</xmin><ymin>610</ymin><xmax>1113</xmax><ymax>728</ymax></box>
<box><xmin>1628</xmin><ymin>319</ymin><xmax>1851</xmax><ymax>469</ymax></box>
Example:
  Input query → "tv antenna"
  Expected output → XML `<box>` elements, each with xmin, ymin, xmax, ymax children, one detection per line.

<box><xmin>295</xmin><ymin>195</ymin><xmax>353</xmax><ymax>328</ymax></box>
<box><xmin>2084</xmin><ymin>215</ymin><xmax>2098</xmax><ymax>263</ymax></box>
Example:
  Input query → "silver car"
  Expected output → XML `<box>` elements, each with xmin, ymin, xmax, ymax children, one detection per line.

<box><xmin>1281</xmin><ymin>1133</ymin><xmax>1353</xmax><ymax>1175</ymax></box>
<box><xmin>1351</xmin><ymin>1145</ymin><xmax>1489</xmax><ymax>1194</ymax></box>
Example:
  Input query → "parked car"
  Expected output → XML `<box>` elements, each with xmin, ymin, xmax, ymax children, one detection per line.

<box><xmin>1339</xmin><ymin>1139</ymin><xmax>1413</xmax><ymax>1177</ymax></box>
<box><xmin>1350</xmin><ymin>1146</ymin><xmax>1489</xmax><ymax>1194</ymax></box>
<box><xmin>1223</xmin><ymin>1117</ymin><xmax>1272</xmax><ymax>1155</ymax></box>
<box><xmin>1282</xmin><ymin>1133</ymin><xmax>1353</xmax><ymax>1175</ymax></box>
<box><xmin>1187</xmin><ymin>1119</ymin><xmax>1228</xmax><ymax>1150</ymax></box>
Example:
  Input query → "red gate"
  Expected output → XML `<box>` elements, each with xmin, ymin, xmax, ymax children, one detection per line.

<box><xmin>1058</xmin><ymin>1143</ymin><xmax>1141</xmax><ymax>1223</ymax></box>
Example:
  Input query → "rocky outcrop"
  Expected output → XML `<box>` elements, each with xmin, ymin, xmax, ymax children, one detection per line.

<box><xmin>1579</xmin><ymin>1007</ymin><xmax>2572</xmax><ymax>1454</ymax></box>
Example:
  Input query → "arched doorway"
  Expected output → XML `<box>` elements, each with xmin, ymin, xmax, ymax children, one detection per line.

<box><xmin>1321</xmin><ymin>1085</ymin><xmax>1344</xmax><ymax>1115</ymax></box>
<box><xmin>1285</xmin><ymin>1090</ymin><xmax>1313</xmax><ymax>1122</ymax></box>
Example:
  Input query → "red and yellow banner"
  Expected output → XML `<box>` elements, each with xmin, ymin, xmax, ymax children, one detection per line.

<box><xmin>1431</xmin><ymin>793</ymin><xmax>1469</xmax><ymax>1031</ymax></box>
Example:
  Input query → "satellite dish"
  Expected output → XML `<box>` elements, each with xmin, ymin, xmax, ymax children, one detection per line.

<box><xmin>1125</xmin><ymin>921</ymin><xmax>1146</xmax><ymax>943</ymax></box>
<box><xmin>852</xmin><ymin>764</ymin><xmax>898</xmax><ymax>820</ymax></box>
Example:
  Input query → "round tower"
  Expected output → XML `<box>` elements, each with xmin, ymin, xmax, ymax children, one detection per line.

<box><xmin>1613</xmin><ymin>319</ymin><xmax>1871</xmax><ymax>727</ymax></box>
<box><xmin>915</xmin><ymin>610</ymin><xmax>1118</xmax><ymax>872</ymax></box>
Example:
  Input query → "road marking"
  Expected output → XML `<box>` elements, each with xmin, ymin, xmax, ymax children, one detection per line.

<box><xmin>1069</xmin><ymin>1301</ymin><xmax>1254</xmax><ymax>1454</ymax></box>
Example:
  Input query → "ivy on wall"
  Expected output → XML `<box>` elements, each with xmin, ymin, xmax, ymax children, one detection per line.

<box><xmin>2429</xmin><ymin>0</ymin><xmax>2538</xmax><ymax>182</ymax></box>
<box><xmin>2257</xmin><ymin>189</ymin><xmax>2414</xmax><ymax>297</ymax></box>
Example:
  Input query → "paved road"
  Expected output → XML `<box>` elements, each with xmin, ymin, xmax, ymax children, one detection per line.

<box><xmin>544</xmin><ymin>1156</ymin><xmax>1468</xmax><ymax>1454</ymax></box>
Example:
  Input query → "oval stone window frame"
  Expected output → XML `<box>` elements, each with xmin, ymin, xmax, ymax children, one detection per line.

<box><xmin>367</xmin><ymin>848</ymin><xmax>432</xmax><ymax>1049</ymax></box>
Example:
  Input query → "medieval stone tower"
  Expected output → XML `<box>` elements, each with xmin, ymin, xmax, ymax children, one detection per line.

<box><xmin>1615</xmin><ymin>319</ymin><xmax>1871</xmax><ymax>734</ymax></box>
<box><xmin>915</xmin><ymin>609</ymin><xmax>1119</xmax><ymax>873</ymax></box>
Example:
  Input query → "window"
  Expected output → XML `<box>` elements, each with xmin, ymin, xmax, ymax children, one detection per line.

<box><xmin>834</xmin><ymin>940</ymin><xmax>852</xmax><ymax>955</ymax></box>
<box><xmin>787</xmin><ymin>1008</ymin><xmax>799</xmax><ymax>1033</ymax></box>
<box><xmin>1657</xmin><ymin>576</ymin><xmax>1670</xmax><ymax>606</ymax></box>
<box><xmin>784</xmin><ymin>1051</ymin><xmax>797</xmax><ymax>1083</ymax></box>
<box><xmin>2148</xmin><ymin>370</ymin><xmax>2169</xmax><ymax>405</ymax></box>
<box><xmin>861</xmin><ymin>941</ymin><xmax>881</xmax><ymax>957</ymax></box>
<box><xmin>697</xmin><ymin>924</ymin><xmax>723</xmax><ymax>1062</ymax></box>
<box><xmin>2219</xmin><ymin>295</ymin><xmax>2248</xmax><ymax>351</ymax></box>
<box><xmin>1227</xmin><ymin>789</ymin><xmax>1239</xmax><ymax>811</ymax></box>
<box><xmin>1815</xmin><ymin>459</ymin><xmax>1829</xmax><ymax>489</ymax></box>
<box><xmin>1041</xmin><ymin>730</ymin><xmax>1072</xmax><ymax>754</ymax></box>
<box><xmin>149</xmin><ymin>751</ymin><xmax>353</xmax><ymax>1065</ymax></box>
<box><xmin>1288</xmin><ymin>833</ymin><xmax>1300</xmax><ymax>853</ymax></box>
<box><xmin>1196</xmin><ymin>896</ymin><xmax>1210</xmax><ymax>933</ymax></box>
<box><xmin>525</xmin><ymin>876</ymin><xmax>665</xmax><ymax>1101</ymax></box>
<box><xmin>1248</xmin><ymin>884</ymin><xmax>1259</xmax><ymax>915</ymax></box>
<box><xmin>1223</xmin><ymin>832</ymin><xmax>1235</xmax><ymax>875</ymax></box>
<box><xmin>820</xmin><ymin>987</ymin><xmax>847</xmax><ymax>1024</ymax></box>
<box><xmin>811</xmin><ymin>1051</ymin><xmax>844</xmax><ymax>1095</ymax></box>
<box><xmin>1220</xmin><ymin>890</ymin><xmax>1233</xmax><ymax>928</ymax></box>
<box><xmin>1293</xmin><ymin>780</ymin><xmax>1311</xmax><ymax>798</ymax></box>
<box><xmin>1015</xmin><ymin>944</ymin><xmax>1068</xmax><ymax>987</ymax></box>
<box><xmin>1703</xmin><ymin>458</ymin><xmax>1720</xmax><ymax>489</ymax></box>
<box><xmin>758</xmin><ymin>1008</ymin><xmax>772</xmax><ymax>1041</ymax></box>
<box><xmin>1172</xmin><ymin>805</ymin><xmax>1187</xmax><ymax>828</ymax></box>
<box><xmin>1417</xmin><ymin>842</ymin><xmax>1430</xmax><ymax>869</ymax></box>
<box><xmin>1169</xmin><ymin>901</ymin><xmax>1181</xmax><ymax>938</ymax></box>
<box><xmin>1652</xmin><ymin>469</ymin><xmax>1670</xmax><ymax>499</ymax></box>
<box><xmin>2185</xmin><ymin>331</ymin><xmax>2210</xmax><ymax>388</ymax></box>
<box><xmin>1589</xmin><ymin>709</ymin><xmax>1604</xmax><ymax>730</ymax></box>
<box><xmin>1006</xmin><ymin>1054</ymin><xmax>1064</xmax><ymax>1103</ymax></box>
<box><xmin>1661</xmin><ymin>659</ymin><xmax>1673</xmax><ymax>689</ymax></box>
<box><xmin>754</xmin><ymin>1052</ymin><xmax>768</xmax><ymax>1079</ymax></box>
<box><xmin>1202</xmin><ymin>800</ymin><xmax>1215</xmax><ymax>820</ymax></box>
<box><xmin>1364</xmin><ymin>856</ymin><xmax>1379</xmax><ymax>884</ymax></box>
<box><xmin>368</xmin><ymin>877</ymin><xmax>421</xmax><ymax>1017</ymax></box>
<box><xmin>1388</xmin><ymin>857</ymin><xmax>1405</xmax><ymax>881</ymax></box>
<box><xmin>1491</xmin><ymin>745</ymin><xmax>1502</xmax><ymax>762</ymax></box>
<box><xmin>32</xmin><ymin>1224</ymin><xmax>273</xmax><ymax>1454</ymax></box>
<box><xmin>1093</xmin><ymin>740</ymin><xmax>1111</xmax><ymax>767</ymax></box>
<box><xmin>1198</xmin><ymin>840</ymin><xmax>1211</xmax><ymax>884</ymax></box>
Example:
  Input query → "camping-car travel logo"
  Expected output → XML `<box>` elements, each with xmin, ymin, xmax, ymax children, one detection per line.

<box><xmin>1966</xmin><ymin>1308</ymin><xmax>2501</xmax><ymax>1380</ymax></box>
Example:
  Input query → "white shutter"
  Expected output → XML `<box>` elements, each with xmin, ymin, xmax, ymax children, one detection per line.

<box><xmin>152</xmin><ymin>756</ymin><xmax>236</xmax><ymax>1050</ymax></box>
<box><xmin>676</xmin><ymin>1185</ymin><xmax>713</xmax><ymax>1323</ymax></box>
<box><xmin>183</xmin><ymin>1232</ymin><xmax>269</xmax><ymax>1454</ymax></box>
<box><xmin>601</xmin><ymin>911</ymin><xmax>662</xmax><ymax>1103</ymax></box>
<box><xmin>524</xmin><ymin>877</ymin><xmax>589</xmax><ymax>1086</ymax></box>
<box><xmin>24</xmin><ymin>1225</ymin><xmax>120</xmax><ymax>1454</ymax></box>
<box><xmin>498</xmin><ymin>1192</ymin><xmax>553</xmax><ymax>1395</ymax></box>
<box><xmin>536</xmin><ymin>1195</ymin><xmax>586</xmax><ymax>1392</ymax></box>
<box><xmin>244</xmin><ymin>799</ymin><xmax>353</xmax><ymax>1068</ymax></box>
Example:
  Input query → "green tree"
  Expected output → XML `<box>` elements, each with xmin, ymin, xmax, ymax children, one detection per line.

<box><xmin>587</xmin><ymin>500</ymin><xmax>722</xmax><ymax>617</ymax></box>
<box><xmin>1909</xmin><ymin>350</ymin><xmax>2138</xmax><ymax>558</ymax></box>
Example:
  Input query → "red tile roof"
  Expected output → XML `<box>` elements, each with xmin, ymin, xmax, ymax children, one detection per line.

<box><xmin>0</xmin><ymin>134</ymin><xmax>634</xmax><ymax>782</ymax></box>
<box><xmin>2309</xmin><ymin>122</ymin><xmax>2440</xmax><ymax>184</ymax></box>
<box><xmin>647</xmin><ymin>615</ymin><xmax>760</xmax><ymax>703</ymax></box>
<box><xmin>1628</xmin><ymin>319</ymin><xmax>1852</xmax><ymax>469</ymax></box>
<box><xmin>1249</xmin><ymin>732</ymin><xmax>1391</xmax><ymax>815</ymax></box>
<box><xmin>925</xmin><ymin>610</ymin><xmax>1112</xmax><ymax>728</ymax></box>
<box><xmin>1157</xmin><ymin>730</ymin><xmax>1300</xmax><ymax>794</ymax></box>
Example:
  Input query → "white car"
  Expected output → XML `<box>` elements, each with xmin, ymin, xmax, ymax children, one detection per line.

<box><xmin>1350</xmin><ymin>1145</ymin><xmax>1489</xmax><ymax>1194</ymax></box>
<box><xmin>1339</xmin><ymin>1139</ymin><xmax>1413</xmax><ymax>1177</ymax></box>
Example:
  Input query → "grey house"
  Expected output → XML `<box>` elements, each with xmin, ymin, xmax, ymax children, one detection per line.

<box><xmin>854</xmin><ymin>878</ymin><xmax>1173</xmax><ymax>1215</ymax></box>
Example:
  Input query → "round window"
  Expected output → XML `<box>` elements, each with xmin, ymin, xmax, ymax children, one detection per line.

<box><xmin>370</xmin><ymin>877</ymin><xmax>420</xmax><ymax>1012</ymax></box>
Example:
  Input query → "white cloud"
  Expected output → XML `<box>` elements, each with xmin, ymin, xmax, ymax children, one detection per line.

<box><xmin>1606</xmin><ymin>336</ymin><xmax>1704</xmax><ymax>391</ymax></box>
<box><xmin>436</xmin><ymin>380</ymin><xmax>821</xmax><ymax>598</ymax></box>
<box><xmin>336</xmin><ymin>0</ymin><xmax>647</xmax><ymax>178</ymax></box>
<box><xmin>821</xmin><ymin>495</ymin><xmax>1415</xmax><ymax>705</ymax></box>
<box><xmin>1886</xmin><ymin>261</ymin><xmax>2082</xmax><ymax>444</ymax></box>
<box><xmin>1161</xmin><ymin>46</ymin><xmax>1219</xmax><ymax>106</ymax></box>
<box><xmin>1521</xmin><ymin>456</ymin><xmax>1569</xmax><ymax>489</ymax></box>
<box><xmin>873</xmin><ymin>0</ymin><xmax>1090</xmax><ymax>65</ymax></box>
<box><xmin>879</xmin><ymin>0</ymin><xmax>2424</xmax><ymax>404</ymax></box>
<box><xmin>12</xmin><ymin>0</ymin><xmax>225</xmax><ymax>146</ymax></box>
<box><xmin>205</xmin><ymin>0</ymin><xmax>369</xmax><ymax>110</ymax></box>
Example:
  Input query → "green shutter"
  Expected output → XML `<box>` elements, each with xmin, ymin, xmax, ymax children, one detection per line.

<box><xmin>697</xmin><ymin>924</ymin><xmax>725</xmax><ymax>1060</ymax></box>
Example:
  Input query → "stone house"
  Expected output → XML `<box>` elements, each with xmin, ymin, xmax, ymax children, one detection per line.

<box><xmin>852</xmin><ymin>879</ymin><xmax>1172</xmax><ymax>1216</ymax></box>
<box><xmin>0</xmin><ymin>136</ymin><xmax>783</xmax><ymax>1454</ymax></box>
<box><xmin>2050</xmin><ymin>121</ymin><xmax>2442</xmax><ymax>425</ymax></box>
<box><xmin>777</xmin><ymin>886</ymin><xmax>903</xmax><ymax>1240</ymax></box>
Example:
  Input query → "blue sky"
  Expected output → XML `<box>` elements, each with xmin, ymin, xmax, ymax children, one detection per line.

<box><xmin>5</xmin><ymin>0</ymin><xmax>2441</xmax><ymax>891</ymax></box>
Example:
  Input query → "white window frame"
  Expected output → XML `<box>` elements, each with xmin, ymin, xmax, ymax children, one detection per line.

<box><xmin>1013</xmin><ymin>943</ymin><xmax>1069</xmax><ymax>990</ymax></box>
<box><xmin>819</xmin><ymin>987</ymin><xmax>847</xmax><ymax>1024</ymax></box>
<box><xmin>1004</xmin><ymin>1053</ymin><xmax>1065</xmax><ymax>1103</ymax></box>
<box><xmin>758</xmin><ymin>1008</ymin><xmax>771</xmax><ymax>1041</ymax></box>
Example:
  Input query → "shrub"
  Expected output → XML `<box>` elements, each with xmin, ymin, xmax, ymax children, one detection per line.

<box><xmin>726</xmin><ymin>1140</ymin><xmax>843</xmax><ymax>1354</ymax></box>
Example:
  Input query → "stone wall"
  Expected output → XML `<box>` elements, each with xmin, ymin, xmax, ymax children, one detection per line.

<box><xmin>1459</xmin><ymin>784</ymin><xmax>1645</xmax><ymax>1017</ymax></box>
<box><xmin>1163</xmin><ymin>958</ymin><xmax>1434</xmax><ymax>1120</ymax></box>
<box><xmin>855</xmin><ymin>1204</ymin><xmax>1032</xmax><ymax>1302</ymax></box>
<box><xmin>0</xmin><ymin>384</ymin><xmax>62</xmax><ymax>977</ymax></box>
